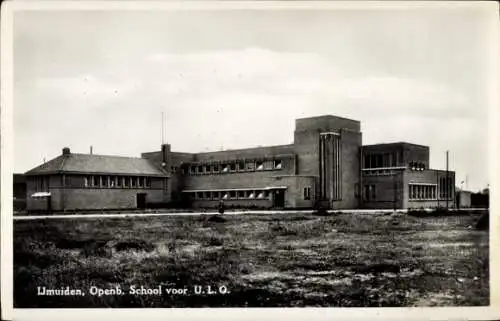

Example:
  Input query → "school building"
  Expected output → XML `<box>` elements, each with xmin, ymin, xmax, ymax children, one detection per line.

<box><xmin>23</xmin><ymin>115</ymin><xmax>455</xmax><ymax>212</ymax></box>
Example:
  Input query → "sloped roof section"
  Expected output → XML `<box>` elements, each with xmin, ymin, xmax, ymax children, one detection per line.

<box><xmin>25</xmin><ymin>153</ymin><xmax>167</xmax><ymax>176</ymax></box>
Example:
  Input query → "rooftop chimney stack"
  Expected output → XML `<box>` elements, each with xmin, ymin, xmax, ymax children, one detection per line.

<box><xmin>90</xmin><ymin>146</ymin><xmax>93</xmax><ymax>155</ymax></box>
<box><xmin>62</xmin><ymin>147</ymin><xmax>71</xmax><ymax>155</ymax></box>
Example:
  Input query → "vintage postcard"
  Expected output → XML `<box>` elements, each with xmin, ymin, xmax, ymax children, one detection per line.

<box><xmin>1</xmin><ymin>1</ymin><xmax>498</xmax><ymax>320</ymax></box>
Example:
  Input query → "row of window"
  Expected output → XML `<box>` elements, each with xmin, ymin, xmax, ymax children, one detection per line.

<box><xmin>363</xmin><ymin>169</ymin><xmax>397</xmax><ymax>176</ymax></box>
<box><xmin>84</xmin><ymin>175</ymin><xmax>152</xmax><ymax>189</ymax></box>
<box><xmin>409</xmin><ymin>184</ymin><xmax>437</xmax><ymax>200</ymax></box>
<box><xmin>364</xmin><ymin>152</ymin><xmax>400</xmax><ymax>169</ymax></box>
<box><xmin>187</xmin><ymin>159</ymin><xmax>283</xmax><ymax>176</ymax></box>
<box><xmin>187</xmin><ymin>190</ymin><xmax>272</xmax><ymax>201</ymax></box>
<box><xmin>439</xmin><ymin>177</ymin><xmax>453</xmax><ymax>198</ymax></box>
<box><xmin>32</xmin><ymin>176</ymin><xmax>50</xmax><ymax>192</ymax></box>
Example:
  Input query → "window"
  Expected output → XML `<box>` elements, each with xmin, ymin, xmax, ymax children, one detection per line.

<box><xmin>246</xmin><ymin>161</ymin><xmax>255</xmax><ymax>171</ymax></box>
<box><xmin>364</xmin><ymin>155</ymin><xmax>370</xmax><ymax>169</ymax></box>
<box><xmin>257</xmin><ymin>191</ymin><xmax>265</xmax><ymax>199</ymax></box>
<box><xmin>409</xmin><ymin>184</ymin><xmax>437</xmax><ymax>200</ymax></box>
<box><xmin>303</xmin><ymin>187</ymin><xmax>311</xmax><ymax>200</ymax></box>
<box><xmin>84</xmin><ymin>176</ymin><xmax>89</xmax><ymax>187</ymax></box>
<box><xmin>190</xmin><ymin>166</ymin><xmax>196</xmax><ymax>175</ymax></box>
<box><xmin>256</xmin><ymin>161</ymin><xmax>264</xmax><ymax>170</ymax></box>
<box><xmin>238</xmin><ymin>161</ymin><xmax>245</xmax><ymax>171</ymax></box>
<box><xmin>145</xmin><ymin>177</ymin><xmax>151</xmax><ymax>188</ymax></box>
<box><xmin>229</xmin><ymin>191</ymin><xmax>237</xmax><ymax>199</ymax></box>
<box><xmin>213</xmin><ymin>191</ymin><xmax>220</xmax><ymax>199</ymax></box>
<box><xmin>222</xmin><ymin>164</ymin><xmax>230</xmax><ymax>173</ymax></box>
<box><xmin>138</xmin><ymin>176</ymin><xmax>143</xmax><ymax>188</ymax></box>
<box><xmin>238</xmin><ymin>190</ymin><xmax>245</xmax><ymax>198</ymax></box>
<box><xmin>204</xmin><ymin>191</ymin><xmax>212</xmax><ymax>200</ymax></box>
<box><xmin>40</xmin><ymin>177</ymin><xmax>45</xmax><ymax>191</ymax></box>
<box><xmin>229</xmin><ymin>163</ymin><xmax>236</xmax><ymax>172</ymax></box>
<box><xmin>213</xmin><ymin>164</ymin><xmax>219</xmax><ymax>173</ymax></box>
<box><xmin>197</xmin><ymin>165</ymin><xmax>203</xmax><ymax>174</ymax></box>
<box><xmin>222</xmin><ymin>192</ymin><xmax>229</xmax><ymax>199</ymax></box>
<box><xmin>116</xmin><ymin>176</ymin><xmax>122</xmax><ymax>187</ymax></box>
<box><xmin>248</xmin><ymin>191</ymin><xmax>255</xmax><ymax>199</ymax></box>
<box><xmin>274</xmin><ymin>160</ymin><xmax>282</xmax><ymax>170</ymax></box>
<box><xmin>124</xmin><ymin>176</ymin><xmax>130</xmax><ymax>188</ymax></box>
<box><xmin>196</xmin><ymin>192</ymin><xmax>204</xmax><ymax>200</ymax></box>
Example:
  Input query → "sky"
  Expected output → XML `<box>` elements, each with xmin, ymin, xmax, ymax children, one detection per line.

<box><xmin>12</xmin><ymin>4</ymin><xmax>494</xmax><ymax>192</ymax></box>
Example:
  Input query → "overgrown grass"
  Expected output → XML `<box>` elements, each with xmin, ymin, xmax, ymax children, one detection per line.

<box><xmin>14</xmin><ymin>211</ymin><xmax>489</xmax><ymax>308</ymax></box>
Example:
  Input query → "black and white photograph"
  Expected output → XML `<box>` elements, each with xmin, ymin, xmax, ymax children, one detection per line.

<box><xmin>1</xmin><ymin>1</ymin><xmax>498</xmax><ymax>319</ymax></box>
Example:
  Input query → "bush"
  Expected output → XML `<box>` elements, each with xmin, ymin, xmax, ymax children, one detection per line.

<box><xmin>475</xmin><ymin>213</ymin><xmax>489</xmax><ymax>230</ymax></box>
<box><xmin>207</xmin><ymin>215</ymin><xmax>227</xmax><ymax>223</ymax></box>
<box><xmin>312</xmin><ymin>201</ymin><xmax>333</xmax><ymax>216</ymax></box>
<box><xmin>407</xmin><ymin>209</ymin><xmax>428</xmax><ymax>217</ymax></box>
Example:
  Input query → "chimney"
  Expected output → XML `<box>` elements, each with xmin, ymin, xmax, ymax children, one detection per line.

<box><xmin>90</xmin><ymin>146</ymin><xmax>93</xmax><ymax>155</ymax></box>
<box><xmin>160</xmin><ymin>144</ymin><xmax>171</xmax><ymax>169</ymax></box>
<box><xmin>62</xmin><ymin>147</ymin><xmax>71</xmax><ymax>155</ymax></box>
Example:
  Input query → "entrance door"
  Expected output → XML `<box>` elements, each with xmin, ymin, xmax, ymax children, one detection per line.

<box><xmin>273</xmin><ymin>190</ymin><xmax>285</xmax><ymax>208</ymax></box>
<box><xmin>137</xmin><ymin>193</ymin><xmax>147</xmax><ymax>209</ymax></box>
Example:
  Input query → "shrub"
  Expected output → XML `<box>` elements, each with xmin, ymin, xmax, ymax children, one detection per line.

<box><xmin>475</xmin><ymin>213</ymin><xmax>489</xmax><ymax>230</ymax></box>
<box><xmin>207</xmin><ymin>215</ymin><xmax>227</xmax><ymax>223</ymax></box>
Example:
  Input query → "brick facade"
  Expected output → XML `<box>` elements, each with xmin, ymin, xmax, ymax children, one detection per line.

<box><xmin>24</xmin><ymin>115</ymin><xmax>456</xmax><ymax>211</ymax></box>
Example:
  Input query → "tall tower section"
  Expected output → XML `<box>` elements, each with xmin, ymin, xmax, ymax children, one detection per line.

<box><xmin>294</xmin><ymin>115</ymin><xmax>362</xmax><ymax>209</ymax></box>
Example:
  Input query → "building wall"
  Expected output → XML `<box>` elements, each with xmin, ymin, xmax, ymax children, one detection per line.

<box><xmin>457</xmin><ymin>191</ymin><xmax>472</xmax><ymax>208</ymax></box>
<box><xmin>403</xmin><ymin>169</ymin><xmax>455</xmax><ymax>209</ymax></box>
<box><xmin>403</xmin><ymin>144</ymin><xmax>430</xmax><ymax>168</ymax></box>
<box><xmin>192</xmin><ymin>199</ymin><xmax>273</xmax><ymax>209</ymax></box>
<box><xmin>294</xmin><ymin>116</ymin><xmax>361</xmax><ymax>209</ymax></box>
<box><xmin>182</xmin><ymin>159</ymin><xmax>295</xmax><ymax>190</ymax></box>
<box><xmin>337</xmin><ymin>129</ymin><xmax>362</xmax><ymax>209</ymax></box>
<box><xmin>26</xmin><ymin>173</ymin><xmax>168</xmax><ymax>211</ymax></box>
<box><xmin>362</xmin><ymin>143</ymin><xmax>429</xmax><ymax>169</ymax></box>
<box><xmin>54</xmin><ymin>188</ymin><xmax>165</xmax><ymax>210</ymax></box>
<box><xmin>361</xmin><ymin>171</ymin><xmax>404</xmax><ymax>209</ymax></box>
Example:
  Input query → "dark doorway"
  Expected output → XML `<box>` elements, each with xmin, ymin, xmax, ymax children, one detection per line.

<box><xmin>137</xmin><ymin>193</ymin><xmax>147</xmax><ymax>209</ymax></box>
<box><xmin>273</xmin><ymin>190</ymin><xmax>285</xmax><ymax>208</ymax></box>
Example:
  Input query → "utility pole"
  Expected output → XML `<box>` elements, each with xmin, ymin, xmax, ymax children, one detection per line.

<box><xmin>161</xmin><ymin>111</ymin><xmax>165</xmax><ymax>145</ymax></box>
<box><xmin>393</xmin><ymin>170</ymin><xmax>397</xmax><ymax>211</ymax></box>
<box><xmin>446</xmin><ymin>150</ymin><xmax>449</xmax><ymax>210</ymax></box>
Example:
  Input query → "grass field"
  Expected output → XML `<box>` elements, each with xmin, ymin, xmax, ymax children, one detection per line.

<box><xmin>14</xmin><ymin>211</ymin><xmax>489</xmax><ymax>308</ymax></box>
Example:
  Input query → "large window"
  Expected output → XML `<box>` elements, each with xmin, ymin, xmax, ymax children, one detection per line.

<box><xmin>409</xmin><ymin>184</ymin><xmax>437</xmax><ymax>200</ymax></box>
